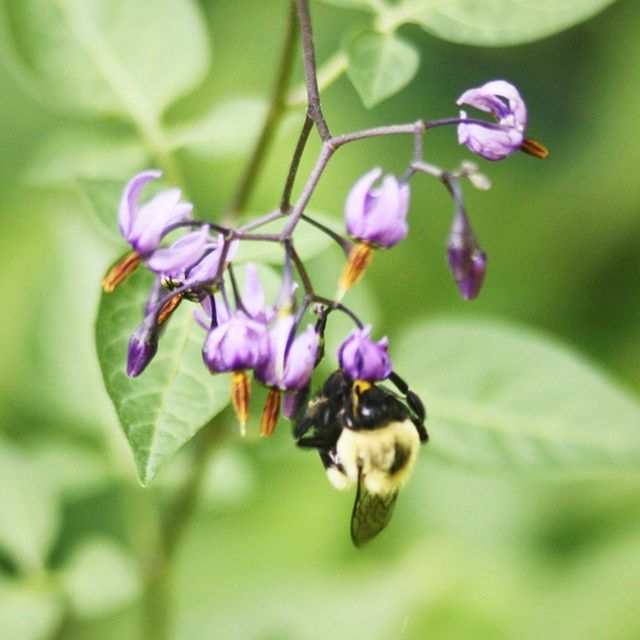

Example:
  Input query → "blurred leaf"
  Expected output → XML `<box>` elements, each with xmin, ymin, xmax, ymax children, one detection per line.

<box><xmin>167</xmin><ymin>97</ymin><xmax>267</xmax><ymax>158</ymax></box>
<box><xmin>61</xmin><ymin>538</ymin><xmax>141</xmax><ymax>618</ymax></box>
<box><xmin>234</xmin><ymin>211</ymin><xmax>340</xmax><ymax>265</ymax></box>
<box><xmin>78</xmin><ymin>179</ymin><xmax>128</xmax><ymax>244</ymax></box>
<box><xmin>346</xmin><ymin>31</ymin><xmax>419</xmax><ymax>108</ymax></box>
<box><xmin>95</xmin><ymin>269</ymin><xmax>230</xmax><ymax>485</ymax></box>
<box><xmin>0</xmin><ymin>579</ymin><xmax>64</xmax><ymax>640</ymax></box>
<box><xmin>30</xmin><ymin>441</ymin><xmax>113</xmax><ymax>501</ymax></box>
<box><xmin>386</xmin><ymin>0</ymin><xmax>618</xmax><ymax>46</ymax></box>
<box><xmin>24</xmin><ymin>128</ymin><xmax>145</xmax><ymax>187</ymax></box>
<box><xmin>2</xmin><ymin>0</ymin><xmax>210</xmax><ymax>118</ymax></box>
<box><xmin>0</xmin><ymin>443</ymin><xmax>61</xmax><ymax>573</ymax></box>
<box><xmin>319</xmin><ymin>0</ymin><xmax>377</xmax><ymax>9</ymax></box>
<box><xmin>395</xmin><ymin>318</ymin><xmax>640</xmax><ymax>470</ymax></box>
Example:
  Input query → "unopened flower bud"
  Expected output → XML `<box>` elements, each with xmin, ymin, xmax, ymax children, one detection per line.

<box><xmin>338</xmin><ymin>326</ymin><xmax>392</xmax><ymax>382</ymax></box>
<box><xmin>447</xmin><ymin>211</ymin><xmax>487</xmax><ymax>300</ymax></box>
<box><xmin>127</xmin><ymin>322</ymin><xmax>159</xmax><ymax>377</ymax></box>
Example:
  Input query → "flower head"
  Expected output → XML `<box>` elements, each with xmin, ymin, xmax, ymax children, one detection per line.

<box><xmin>338</xmin><ymin>326</ymin><xmax>392</xmax><ymax>382</ymax></box>
<box><xmin>457</xmin><ymin>80</ymin><xmax>527</xmax><ymax>161</ymax></box>
<box><xmin>447</xmin><ymin>211</ymin><xmax>487</xmax><ymax>300</ymax></box>
<box><xmin>345</xmin><ymin>168</ymin><xmax>409</xmax><ymax>248</ymax></box>
<box><xmin>118</xmin><ymin>170</ymin><xmax>193</xmax><ymax>255</ymax></box>
<box><xmin>202</xmin><ymin>314</ymin><xmax>270</xmax><ymax>373</ymax></box>
<box><xmin>257</xmin><ymin>322</ymin><xmax>320</xmax><ymax>391</ymax></box>
<box><xmin>146</xmin><ymin>226</ymin><xmax>211</xmax><ymax>278</ymax></box>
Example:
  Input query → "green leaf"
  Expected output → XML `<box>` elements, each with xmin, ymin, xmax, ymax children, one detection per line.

<box><xmin>24</xmin><ymin>127</ymin><xmax>146</xmax><ymax>187</ymax></box>
<box><xmin>0</xmin><ymin>579</ymin><xmax>64</xmax><ymax>640</ymax></box>
<box><xmin>3</xmin><ymin>0</ymin><xmax>210</xmax><ymax>118</ymax></box>
<box><xmin>395</xmin><ymin>318</ymin><xmax>640</xmax><ymax>470</ymax></box>
<box><xmin>0</xmin><ymin>443</ymin><xmax>61</xmax><ymax>572</ymax></box>
<box><xmin>95</xmin><ymin>269</ymin><xmax>230</xmax><ymax>485</ymax></box>
<box><xmin>385</xmin><ymin>0</ymin><xmax>618</xmax><ymax>47</ymax></box>
<box><xmin>346</xmin><ymin>31</ymin><xmax>419</xmax><ymax>108</ymax></box>
<box><xmin>61</xmin><ymin>538</ymin><xmax>141</xmax><ymax>618</ymax></box>
<box><xmin>78</xmin><ymin>179</ymin><xmax>129</xmax><ymax>244</ymax></box>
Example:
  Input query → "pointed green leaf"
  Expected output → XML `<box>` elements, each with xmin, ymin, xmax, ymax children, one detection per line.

<box><xmin>95</xmin><ymin>269</ymin><xmax>230</xmax><ymax>485</ymax></box>
<box><xmin>347</xmin><ymin>31</ymin><xmax>419</xmax><ymax>108</ymax></box>
<box><xmin>388</xmin><ymin>0</ymin><xmax>618</xmax><ymax>47</ymax></box>
<box><xmin>395</xmin><ymin>318</ymin><xmax>640</xmax><ymax>470</ymax></box>
<box><xmin>3</xmin><ymin>0</ymin><xmax>210</xmax><ymax>118</ymax></box>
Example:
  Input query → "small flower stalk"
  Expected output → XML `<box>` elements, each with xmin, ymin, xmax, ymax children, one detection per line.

<box><xmin>103</xmin><ymin>78</ymin><xmax>546</xmax><ymax>440</ymax></box>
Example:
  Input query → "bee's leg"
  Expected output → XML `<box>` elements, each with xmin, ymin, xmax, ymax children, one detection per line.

<box><xmin>295</xmin><ymin>435</ymin><xmax>335</xmax><ymax>449</ymax></box>
<box><xmin>389</xmin><ymin>371</ymin><xmax>429</xmax><ymax>442</ymax></box>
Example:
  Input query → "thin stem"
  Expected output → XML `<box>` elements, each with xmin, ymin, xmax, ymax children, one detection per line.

<box><xmin>225</xmin><ymin>2</ymin><xmax>299</xmax><ymax>217</ymax></box>
<box><xmin>280</xmin><ymin>115</ymin><xmax>314</xmax><ymax>212</ymax></box>
<box><xmin>286</xmin><ymin>50</ymin><xmax>348</xmax><ymax>108</ymax></box>
<box><xmin>300</xmin><ymin>213</ymin><xmax>352</xmax><ymax>256</ymax></box>
<box><xmin>142</xmin><ymin>424</ymin><xmax>223</xmax><ymax>640</ymax></box>
<box><xmin>296</xmin><ymin>0</ymin><xmax>331</xmax><ymax>140</ymax></box>
<box><xmin>310</xmin><ymin>295</ymin><xmax>364</xmax><ymax>328</ymax></box>
<box><xmin>286</xmin><ymin>239</ymin><xmax>314</xmax><ymax>295</ymax></box>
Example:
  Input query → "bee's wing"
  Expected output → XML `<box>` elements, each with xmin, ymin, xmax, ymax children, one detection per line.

<box><xmin>350</xmin><ymin>471</ymin><xmax>398</xmax><ymax>547</ymax></box>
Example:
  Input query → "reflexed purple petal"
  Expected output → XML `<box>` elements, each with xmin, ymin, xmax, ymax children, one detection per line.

<box><xmin>187</xmin><ymin>236</ymin><xmax>239</xmax><ymax>285</ymax></box>
<box><xmin>118</xmin><ymin>170</ymin><xmax>162</xmax><ymax>239</ymax></box>
<box><xmin>203</xmin><ymin>315</ymin><xmax>270</xmax><ymax>372</ymax></box>
<box><xmin>345</xmin><ymin>167</ymin><xmax>382</xmax><ymax>239</ymax></box>
<box><xmin>281</xmin><ymin>325</ymin><xmax>319</xmax><ymax>390</ymax></box>
<box><xmin>146</xmin><ymin>226</ymin><xmax>210</xmax><ymax>276</ymax></box>
<box><xmin>456</xmin><ymin>80</ymin><xmax>527</xmax><ymax>161</ymax></box>
<box><xmin>344</xmin><ymin>169</ymin><xmax>409</xmax><ymax>248</ymax></box>
<box><xmin>242</xmin><ymin>263</ymin><xmax>265</xmax><ymax>319</ymax></box>
<box><xmin>338</xmin><ymin>326</ymin><xmax>392</xmax><ymax>381</ymax></box>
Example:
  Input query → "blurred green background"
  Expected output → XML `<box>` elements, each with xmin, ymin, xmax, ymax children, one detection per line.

<box><xmin>1</xmin><ymin>0</ymin><xmax>640</xmax><ymax>639</ymax></box>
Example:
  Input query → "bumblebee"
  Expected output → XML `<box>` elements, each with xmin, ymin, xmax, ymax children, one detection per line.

<box><xmin>294</xmin><ymin>370</ymin><xmax>428</xmax><ymax>547</ymax></box>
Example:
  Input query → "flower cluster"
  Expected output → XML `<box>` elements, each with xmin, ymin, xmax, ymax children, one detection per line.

<box><xmin>102</xmin><ymin>80</ymin><xmax>546</xmax><ymax>435</ymax></box>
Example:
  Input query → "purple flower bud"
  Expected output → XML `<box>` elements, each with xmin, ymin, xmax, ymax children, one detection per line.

<box><xmin>345</xmin><ymin>168</ymin><xmax>409</xmax><ymax>248</ymax></box>
<box><xmin>127</xmin><ymin>322</ymin><xmax>159</xmax><ymax>377</ymax></box>
<box><xmin>457</xmin><ymin>80</ymin><xmax>527</xmax><ymax>161</ymax></box>
<box><xmin>447</xmin><ymin>211</ymin><xmax>487</xmax><ymax>300</ymax></box>
<box><xmin>118</xmin><ymin>170</ymin><xmax>193</xmax><ymax>255</ymax></box>
<box><xmin>203</xmin><ymin>314</ymin><xmax>270</xmax><ymax>373</ymax></box>
<box><xmin>338</xmin><ymin>326</ymin><xmax>392</xmax><ymax>382</ymax></box>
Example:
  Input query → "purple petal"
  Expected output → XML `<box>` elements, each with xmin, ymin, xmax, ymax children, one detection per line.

<box><xmin>146</xmin><ymin>226</ymin><xmax>210</xmax><ymax>276</ymax></box>
<box><xmin>118</xmin><ymin>170</ymin><xmax>162</xmax><ymax>239</ymax></box>
<box><xmin>345</xmin><ymin>167</ymin><xmax>382</xmax><ymax>239</ymax></box>
<box><xmin>242</xmin><ymin>263</ymin><xmax>265</xmax><ymax>319</ymax></box>
<box><xmin>282</xmin><ymin>325</ymin><xmax>319</xmax><ymax>390</ymax></box>
<box><xmin>338</xmin><ymin>326</ymin><xmax>392</xmax><ymax>381</ymax></box>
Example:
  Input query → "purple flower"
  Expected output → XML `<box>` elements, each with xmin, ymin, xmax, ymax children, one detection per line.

<box><xmin>447</xmin><ymin>211</ymin><xmax>487</xmax><ymax>300</ymax></box>
<box><xmin>345</xmin><ymin>168</ymin><xmax>409</xmax><ymax>248</ymax></box>
<box><xmin>118</xmin><ymin>170</ymin><xmax>193</xmax><ymax>255</ymax></box>
<box><xmin>127</xmin><ymin>321</ymin><xmax>159</xmax><ymax>377</ymax></box>
<box><xmin>457</xmin><ymin>80</ymin><xmax>527</xmax><ymax>161</ymax></box>
<box><xmin>338</xmin><ymin>326</ymin><xmax>392</xmax><ymax>381</ymax></box>
<box><xmin>257</xmin><ymin>322</ymin><xmax>320</xmax><ymax>391</ymax></box>
<box><xmin>185</xmin><ymin>235</ymin><xmax>239</xmax><ymax>287</ymax></box>
<box><xmin>146</xmin><ymin>226</ymin><xmax>211</xmax><ymax>278</ymax></box>
<box><xmin>203</xmin><ymin>315</ymin><xmax>270</xmax><ymax>373</ymax></box>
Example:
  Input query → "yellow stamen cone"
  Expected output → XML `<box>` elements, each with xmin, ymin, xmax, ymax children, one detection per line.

<box><xmin>231</xmin><ymin>370</ymin><xmax>250</xmax><ymax>436</ymax></box>
<box><xmin>337</xmin><ymin>242</ymin><xmax>373</xmax><ymax>302</ymax></box>
<box><xmin>101</xmin><ymin>251</ymin><xmax>140</xmax><ymax>293</ymax></box>
<box><xmin>260</xmin><ymin>388</ymin><xmax>281</xmax><ymax>437</ymax></box>
<box><xmin>521</xmin><ymin>137</ymin><xmax>549</xmax><ymax>159</ymax></box>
